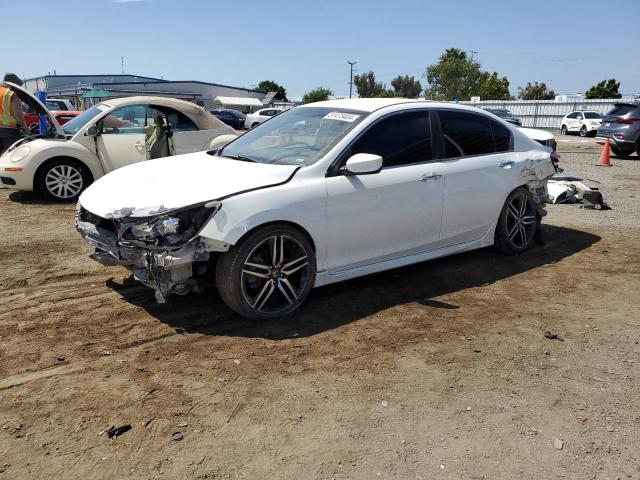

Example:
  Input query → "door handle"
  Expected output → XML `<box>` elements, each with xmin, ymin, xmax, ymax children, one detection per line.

<box><xmin>134</xmin><ymin>141</ymin><xmax>144</xmax><ymax>151</ymax></box>
<box><xmin>499</xmin><ymin>160</ymin><xmax>515</xmax><ymax>168</ymax></box>
<box><xmin>420</xmin><ymin>173</ymin><xmax>442</xmax><ymax>182</ymax></box>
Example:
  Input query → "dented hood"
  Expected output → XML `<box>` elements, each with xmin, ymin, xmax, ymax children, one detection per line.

<box><xmin>78</xmin><ymin>152</ymin><xmax>298</xmax><ymax>218</ymax></box>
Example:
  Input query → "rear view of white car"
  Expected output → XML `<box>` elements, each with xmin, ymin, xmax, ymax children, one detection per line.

<box><xmin>244</xmin><ymin>107</ymin><xmax>285</xmax><ymax>129</ymax></box>
<box><xmin>560</xmin><ymin>110</ymin><xmax>603</xmax><ymax>137</ymax></box>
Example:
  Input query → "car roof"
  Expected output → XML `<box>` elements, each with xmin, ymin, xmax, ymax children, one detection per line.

<box><xmin>298</xmin><ymin>98</ymin><xmax>488</xmax><ymax>114</ymax></box>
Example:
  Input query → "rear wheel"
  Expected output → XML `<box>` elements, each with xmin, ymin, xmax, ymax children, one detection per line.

<box><xmin>215</xmin><ymin>224</ymin><xmax>316</xmax><ymax>320</ymax></box>
<box><xmin>251</xmin><ymin>122</ymin><xmax>260</xmax><ymax>129</ymax></box>
<box><xmin>37</xmin><ymin>159</ymin><xmax>91</xmax><ymax>202</ymax></box>
<box><xmin>560</xmin><ymin>125</ymin><xmax>568</xmax><ymax>135</ymax></box>
<box><xmin>579</xmin><ymin>125</ymin><xmax>588</xmax><ymax>137</ymax></box>
<box><xmin>611</xmin><ymin>146</ymin><xmax>633</xmax><ymax>158</ymax></box>
<box><xmin>495</xmin><ymin>187</ymin><xmax>538</xmax><ymax>255</ymax></box>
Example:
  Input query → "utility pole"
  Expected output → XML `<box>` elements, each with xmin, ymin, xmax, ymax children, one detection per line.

<box><xmin>121</xmin><ymin>56</ymin><xmax>125</xmax><ymax>74</ymax></box>
<box><xmin>470</xmin><ymin>50</ymin><xmax>479</xmax><ymax>60</ymax></box>
<box><xmin>348</xmin><ymin>61</ymin><xmax>357</xmax><ymax>98</ymax></box>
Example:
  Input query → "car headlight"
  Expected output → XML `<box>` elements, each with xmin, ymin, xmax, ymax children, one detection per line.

<box><xmin>126</xmin><ymin>202</ymin><xmax>220</xmax><ymax>246</ymax></box>
<box><xmin>10</xmin><ymin>145</ymin><xmax>31</xmax><ymax>163</ymax></box>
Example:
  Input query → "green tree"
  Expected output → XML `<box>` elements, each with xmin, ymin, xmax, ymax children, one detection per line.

<box><xmin>585</xmin><ymin>79</ymin><xmax>622</xmax><ymax>99</ymax></box>
<box><xmin>257</xmin><ymin>80</ymin><xmax>288</xmax><ymax>101</ymax></box>
<box><xmin>391</xmin><ymin>75</ymin><xmax>422</xmax><ymax>98</ymax></box>
<box><xmin>302</xmin><ymin>87</ymin><xmax>332</xmax><ymax>104</ymax></box>
<box><xmin>476</xmin><ymin>72</ymin><xmax>511</xmax><ymax>100</ymax></box>
<box><xmin>518</xmin><ymin>81</ymin><xmax>555</xmax><ymax>100</ymax></box>
<box><xmin>353</xmin><ymin>71</ymin><xmax>385</xmax><ymax>98</ymax></box>
<box><xmin>424</xmin><ymin>48</ymin><xmax>483</xmax><ymax>100</ymax></box>
<box><xmin>377</xmin><ymin>88</ymin><xmax>396</xmax><ymax>98</ymax></box>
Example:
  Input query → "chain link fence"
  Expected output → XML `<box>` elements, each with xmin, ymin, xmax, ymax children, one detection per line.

<box><xmin>459</xmin><ymin>99</ymin><xmax>628</xmax><ymax>130</ymax></box>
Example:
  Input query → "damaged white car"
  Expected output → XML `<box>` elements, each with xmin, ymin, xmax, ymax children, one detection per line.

<box><xmin>76</xmin><ymin>99</ymin><xmax>557</xmax><ymax>319</ymax></box>
<box><xmin>0</xmin><ymin>82</ymin><xmax>237</xmax><ymax>201</ymax></box>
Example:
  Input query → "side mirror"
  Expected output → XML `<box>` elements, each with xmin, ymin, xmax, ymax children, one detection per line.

<box><xmin>86</xmin><ymin>125</ymin><xmax>99</xmax><ymax>136</ymax></box>
<box><xmin>342</xmin><ymin>153</ymin><xmax>383</xmax><ymax>176</ymax></box>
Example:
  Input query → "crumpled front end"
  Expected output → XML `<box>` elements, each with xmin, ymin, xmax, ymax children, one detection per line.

<box><xmin>76</xmin><ymin>202</ymin><xmax>227</xmax><ymax>302</ymax></box>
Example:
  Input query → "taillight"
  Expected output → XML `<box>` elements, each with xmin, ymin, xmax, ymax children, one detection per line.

<box><xmin>615</xmin><ymin>117</ymin><xmax>639</xmax><ymax>124</ymax></box>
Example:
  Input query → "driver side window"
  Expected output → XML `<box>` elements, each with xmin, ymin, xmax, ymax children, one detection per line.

<box><xmin>100</xmin><ymin>104</ymin><xmax>147</xmax><ymax>134</ymax></box>
<box><xmin>348</xmin><ymin>111</ymin><xmax>432</xmax><ymax>168</ymax></box>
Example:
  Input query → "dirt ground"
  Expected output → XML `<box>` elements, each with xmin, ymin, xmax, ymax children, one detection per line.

<box><xmin>1</xmin><ymin>151</ymin><xmax>639</xmax><ymax>480</ymax></box>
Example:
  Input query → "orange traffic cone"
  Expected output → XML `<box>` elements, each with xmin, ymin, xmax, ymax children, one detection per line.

<box><xmin>596</xmin><ymin>138</ymin><xmax>612</xmax><ymax>167</ymax></box>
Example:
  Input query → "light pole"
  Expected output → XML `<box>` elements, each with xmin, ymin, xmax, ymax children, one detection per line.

<box><xmin>348</xmin><ymin>61</ymin><xmax>357</xmax><ymax>98</ymax></box>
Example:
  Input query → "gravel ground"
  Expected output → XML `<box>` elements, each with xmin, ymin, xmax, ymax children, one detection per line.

<box><xmin>0</xmin><ymin>151</ymin><xmax>639</xmax><ymax>480</ymax></box>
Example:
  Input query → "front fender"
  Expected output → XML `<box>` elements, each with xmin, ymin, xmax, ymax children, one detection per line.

<box><xmin>198</xmin><ymin>178</ymin><xmax>328</xmax><ymax>272</ymax></box>
<box><xmin>27</xmin><ymin>140</ymin><xmax>106</xmax><ymax>183</ymax></box>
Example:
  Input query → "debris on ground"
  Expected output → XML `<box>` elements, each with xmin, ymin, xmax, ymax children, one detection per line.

<box><xmin>546</xmin><ymin>174</ymin><xmax>610</xmax><ymax>210</ymax></box>
<box><xmin>171</xmin><ymin>432</ymin><xmax>184</xmax><ymax>441</ymax></box>
<box><xmin>105</xmin><ymin>425</ymin><xmax>132</xmax><ymax>439</ymax></box>
<box><xmin>544</xmin><ymin>331</ymin><xmax>564</xmax><ymax>341</ymax></box>
<box><xmin>552</xmin><ymin>438</ymin><xmax>564</xmax><ymax>450</ymax></box>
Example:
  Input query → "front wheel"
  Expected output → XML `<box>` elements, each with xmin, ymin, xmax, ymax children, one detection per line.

<box><xmin>495</xmin><ymin>187</ymin><xmax>538</xmax><ymax>255</ymax></box>
<box><xmin>579</xmin><ymin>125</ymin><xmax>588</xmax><ymax>137</ymax></box>
<box><xmin>215</xmin><ymin>224</ymin><xmax>316</xmax><ymax>320</ymax></box>
<box><xmin>37</xmin><ymin>159</ymin><xmax>91</xmax><ymax>201</ymax></box>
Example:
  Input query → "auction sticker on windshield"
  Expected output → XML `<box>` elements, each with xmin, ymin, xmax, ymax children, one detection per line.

<box><xmin>323</xmin><ymin>112</ymin><xmax>360</xmax><ymax>122</ymax></box>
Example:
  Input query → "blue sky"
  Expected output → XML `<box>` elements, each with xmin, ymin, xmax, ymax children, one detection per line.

<box><xmin>4</xmin><ymin>0</ymin><xmax>639</xmax><ymax>98</ymax></box>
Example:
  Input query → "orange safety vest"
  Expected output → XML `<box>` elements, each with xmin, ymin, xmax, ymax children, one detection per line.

<box><xmin>0</xmin><ymin>86</ymin><xmax>18</xmax><ymax>128</ymax></box>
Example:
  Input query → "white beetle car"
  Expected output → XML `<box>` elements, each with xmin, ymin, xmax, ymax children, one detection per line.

<box><xmin>76</xmin><ymin>99</ymin><xmax>557</xmax><ymax>319</ymax></box>
<box><xmin>0</xmin><ymin>82</ymin><xmax>236</xmax><ymax>201</ymax></box>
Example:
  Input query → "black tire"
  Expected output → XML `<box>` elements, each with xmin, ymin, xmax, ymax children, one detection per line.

<box><xmin>251</xmin><ymin>122</ymin><xmax>260</xmax><ymax>129</ymax></box>
<box><xmin>636</xmin><ymin>142</ymin><xmax>640</xmax><ymax>158</ymax></box>
<box><xmin>495</xmin><ymin>187</ymin><xmax>539</xmax><ymax>255</ymax></box>
<box><xmin>36</xmin><ymin>158</ymin><xmax>91</xmax><ymax>202</ymax></box>
<box><xmin>611</xmin><ymin>146</ymin><xmax>633</xmax><ymax>159</ymax></box>
<box><xmin>579</xmin><ymin>125</ymin><xmax>588</xmax><ymax>137</ymax></box>
<box><xmin>560</xmin><ymin>125</ymin><xmax>568</xmax><ymax>135</ymax></box>
<box><xmin>215</xmin><ymin>224</ymin><xmax>316</xmax><ymax>320</ymax></box>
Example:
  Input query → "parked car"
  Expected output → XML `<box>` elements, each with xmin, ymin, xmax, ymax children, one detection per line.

<box><xmin>518</xmin><ymin>127</ymin><xmax>557</xmax><ymax>152</ymax></box>
<box><xmin>0</xmin><ymin>81</ymin><xmax>237</xmax><ymax>201</ymax></box>
<box><xmin>45</xmin><ymin>98</ymin><xmax>74</xmax><ymax>111</ymax></box>
<box><xmin>23</xmin><ymin>103</ymin><xmax>80</xmax><ymax>131</ymax></box>
<box><xmin>596</xmin><ymin>102</ymin><xmax>640</xmax><ymax>158</ymax></box>
<box><xmin>483</xmin><ymin>108</ymin><xmax>522</xmax><ymax>126</ymax></box>
<box><xmin>560</xmin><ymin>110</ymin><xmax>603</xmax><ymax>137</ymax></box>
<box><xmin>244</xmin><ymin>107</ymin><xmax>285</xmax><ymax>129</ymax></box>
<box><xmin>210</xmin><ymin>109</ymin><xmax>246</xmax><ymax>129</ymax></box>
<box><xmin>76</xmin><ymin>98</ymin><xmax>556</xmax><ymax>319</ymax></box>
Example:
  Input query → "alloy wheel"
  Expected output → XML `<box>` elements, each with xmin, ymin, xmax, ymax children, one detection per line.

<box><xmin>240</xmin><ymin>235</ymin><xmax>311</xmax><ymax>314</ymax></box>
<box><xmin>45</xmin><ymin>164</ymin><xmax>84</xmax><ymax>199</ymax></box>
<box><xmin>505</xmin><ymin>192</ymin><xmax>536</xmax><ymax>249</ymax></box>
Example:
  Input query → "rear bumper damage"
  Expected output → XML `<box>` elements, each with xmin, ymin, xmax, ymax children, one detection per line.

<box><xmin>76</xmin><ymin>204</ymin><xmax>227</xmax><ymax>302</ymax></box>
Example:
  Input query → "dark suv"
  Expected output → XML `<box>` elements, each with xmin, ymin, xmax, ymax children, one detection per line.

<box><xmin>596</xmin><ymin>101</ymin><xmax>640</xmax><ymax>158</ymax></box>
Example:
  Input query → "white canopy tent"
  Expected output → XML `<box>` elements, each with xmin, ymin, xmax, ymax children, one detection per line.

<box><xmin>214</xmin><ymin>96</ymin><xmax>265</xmax><ymax>112</ymax></box>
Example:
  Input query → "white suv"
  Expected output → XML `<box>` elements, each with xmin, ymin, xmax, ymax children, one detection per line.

<box><xmin>560</xmin><ymin>110</ymin><xmax>603</xmax><ymax>137</ymax></box>
<box><xmin>244</xmin><ymin>107</ymin><xmax>285</xmax><ymax>129</ymax></box>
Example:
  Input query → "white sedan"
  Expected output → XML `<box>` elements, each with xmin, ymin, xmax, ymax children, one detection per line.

<box><xmin>0</xmin><ymin>82</ymin><xmax>237</xmax><ymax>201</ymax></box>
<box><xmin>76</xmin><ymin>99</ymin><xmax>556</xmax><ymax>319</ymax></box>
<box><xmin>244</xmin><ymin>107</ymin><xmax>285</xmax><ymax>129</ymax></box>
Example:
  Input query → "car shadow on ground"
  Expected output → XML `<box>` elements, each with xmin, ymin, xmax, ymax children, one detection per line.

<box><xmin>107</xmin><ymin>225</ymin><xmax>600</xmax><ymax>340</ymax></box>
<box><xmin>8</xmin><ymin>190</ymin><xmax>56</xmax><ymax>205</ymax></box>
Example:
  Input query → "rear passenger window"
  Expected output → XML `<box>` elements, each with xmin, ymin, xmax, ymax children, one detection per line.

<box><xmin>490</xmin><ymin>119</ymin><xmax>512</xmax><ymax>152</ymax></box>
<box><xmin>349</xmin><ymin>111</ymin><xmax>432</xmax><ymax>167</ymax></box>
<box><xmin>438</xmin><ymin>110</ymin><xmax>494</xmax><ymax>158</ymax></box>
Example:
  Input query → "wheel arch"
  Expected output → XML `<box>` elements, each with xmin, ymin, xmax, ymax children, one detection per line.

<box><xmin>232</xmin><ymin>220</ymin><xmax>317</xmax><ymax>253</ymax></box>
<box><xmin>33</xmin><ymin>156</ymin><xmax>95</xmax><ymax>192</ymax></box>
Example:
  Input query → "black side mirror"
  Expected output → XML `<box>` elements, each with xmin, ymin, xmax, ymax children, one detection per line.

<box><xmin>86</xmin><ymin>125</ymin><xmax>99</xmax><ymax>136</ymax></box>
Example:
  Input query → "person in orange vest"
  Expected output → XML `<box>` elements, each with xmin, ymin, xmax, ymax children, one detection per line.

<box><xmin>0</xmin><ymin>73</ymin><xmax>29</xmax><ymax>155</ymax></box>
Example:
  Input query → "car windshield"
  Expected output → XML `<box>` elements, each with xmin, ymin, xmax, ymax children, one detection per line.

<box><xmin>584</xmin><ymin>112</ymin><xmax>602</xmax><ymax>119</ymax></box>
<box><xmin>62</xmin><ymin>104</ymin><xmax>108</xmax><ymax>135</ymax></box>
<box><xmin>217</xmin><ymin>107</ymin><xmax>367</xmax><ymax>166</ymax></box>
